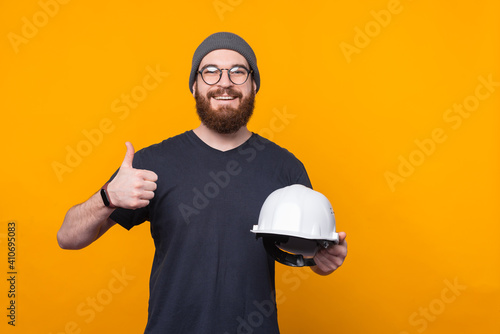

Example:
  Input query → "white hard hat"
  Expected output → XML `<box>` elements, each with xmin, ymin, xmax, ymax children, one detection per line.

<box><xmin>251</xmin><ymin>184</ymin><xmax>339</xmax><ymax>267</ymax></box>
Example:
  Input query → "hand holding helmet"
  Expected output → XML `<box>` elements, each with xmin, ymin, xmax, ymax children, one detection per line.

<box><xmin>251</xmin><ymin>184</ymin><xmax>347</xmax><ymax>272</ymax></box>
<box><xmin>312</xmin><ymin>231</ymin><xmax>347</xmax><ymax>275</ymax></box>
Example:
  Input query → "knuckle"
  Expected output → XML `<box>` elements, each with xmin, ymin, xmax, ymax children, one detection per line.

<box><xmin>135</xmin><ymin>180</ymin><xmax>145</xmax><ymax>190</ymax></box>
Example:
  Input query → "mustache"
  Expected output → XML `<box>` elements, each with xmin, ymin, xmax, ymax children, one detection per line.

<box><xmin>206</xmin><ymin>88</ymin><xmax>243</xmax><ymax>99</ymax></box>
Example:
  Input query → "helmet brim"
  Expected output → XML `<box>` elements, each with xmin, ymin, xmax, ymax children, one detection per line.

<box><xmin>250</xmin><ymin>227</ymin><xmax>339</xmax><ymax>243</ymax></box>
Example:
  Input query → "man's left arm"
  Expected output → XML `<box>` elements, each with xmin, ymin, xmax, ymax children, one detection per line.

<box><xmin>311</xmin><ymin>232</ymin><xmax>347</xmax><ymax>276</ymax></box>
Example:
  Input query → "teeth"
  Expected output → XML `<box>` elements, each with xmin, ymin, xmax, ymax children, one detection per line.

<box><xmin>214</xmin><ymin>96</ymin><xmax>235</xmax><ymax>100</ymax></box>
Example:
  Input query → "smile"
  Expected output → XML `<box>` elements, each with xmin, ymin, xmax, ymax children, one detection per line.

<box><xmin>213</xmin><ymin>96</ymin><xmax>237</xmax><ymax>100</ymax></box>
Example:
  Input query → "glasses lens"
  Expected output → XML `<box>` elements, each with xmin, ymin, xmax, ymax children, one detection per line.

<box><xmin>201</xmin><ymin>66</ymin><xmax>221</xmax><ymax>85</ymax></box>
<box><xmin>229</xmin><ymin>67</ymin><xmax>249</xmax><ymax>85</ymax></box>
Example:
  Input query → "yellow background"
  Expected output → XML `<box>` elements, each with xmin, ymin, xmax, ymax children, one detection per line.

<box><xmin>1</xmin><ymin>0</ymin><xmax>499</xmax><ymax>333</ymax></box>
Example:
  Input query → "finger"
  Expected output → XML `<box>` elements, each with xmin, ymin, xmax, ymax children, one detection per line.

<box><xmin>142</xmin><ymin>180</ymin><xmax>157</xmax><ymax>192</ymax></box>
<box><xmin>314</xmin><ymin>251</ymin><xmax>334</xmax><ymax>271</ymax></box>
<box><xmin>144</xmin><ymin>170</ymin><xmax>158</xmax><ymax>182</ymax></box>
<box><xmin>136</xmin><ymin>170</ymin><xmax>158</xmax><ymax>182</ymax></box>
<box><xmin>121</xmin><ymin>142</ymin><xmax>135</xmax><ymax>168</ymax></box>
<box><xmin>316</xmin><ymin>249</ymin><xmax>342</xmax><ymax>269</ymax></box>
<box><xmin>323</xmin><ymin>248</ymin><xmax>346</xmax><ymax>266</ymax></box>
<box><xmin>140</xmin><ymin>191</ymin><xmax>155</xmax><ymax>200</ymax></box>
<box><xmin>338</xmin><ymin>231</ymin><xmax>347</xmax><ymax>243</ymax></box>
<box><xmin>313</xmin><ymin>251</ymin><xmax>326</xmax><ymax>268</ymax></box>
<box><xmin>325</xmin><ymin>248</ymin><xmax>346</xmax><ymax>259</ymax></box>
<box><xmin>325</xmin><ymin>242</ymin><xmax>348</xmax><ymax>257</ymax></box>
<box><xmin>134</xmin><ymin>199</ymin><xmax>150</xmax><ymax>209</ymax></box>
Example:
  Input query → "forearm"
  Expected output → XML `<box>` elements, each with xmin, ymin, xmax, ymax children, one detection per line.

<box><xmin>57</xmin><ymin>191</ymin><xmax>115</xmax><ymax>250</ymax></box>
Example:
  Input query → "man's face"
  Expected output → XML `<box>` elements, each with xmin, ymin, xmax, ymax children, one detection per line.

<box><xmin>193</xmin><ymin>49</ymin><xmax>257</xmax><ymax>134</ymax></box>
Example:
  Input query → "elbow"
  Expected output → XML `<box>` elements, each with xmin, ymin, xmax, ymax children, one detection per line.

<box><xmin>57</xmin><ymin>230</ymin><xmax>71</xmax><ymax>249</ymax></box>
<box><xmin>57</xmin><ymin>229</ymin><xmax>83</xmax><ymax>250</ymax></box>
<box><xmin>58</xmin><ymin>209</ymin><xmax>85</xmax><ymax>250</ymax></box>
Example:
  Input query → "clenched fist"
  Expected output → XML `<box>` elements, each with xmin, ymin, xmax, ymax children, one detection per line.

<box><xmin>107</xmin><ymin>142</ymin><xmax>158</xmax><ymax>209</ymax></box>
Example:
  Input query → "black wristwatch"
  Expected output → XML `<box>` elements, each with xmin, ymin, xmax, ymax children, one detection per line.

<box><xmin>100</xmin><ymin>182</ymin><xmax>116</xmax><ymax>208</ymax></box>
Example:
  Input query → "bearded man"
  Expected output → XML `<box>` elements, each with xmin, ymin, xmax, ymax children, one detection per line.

<box><xmin>57</xmin><ymin>32</ymin><xmax>347</xmax><ymax>333</ymax></box>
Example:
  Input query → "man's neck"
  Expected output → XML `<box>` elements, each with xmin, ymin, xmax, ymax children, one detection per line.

<box><xmin>193</xmin><ymin>124</ymin><xmax>252</xmax><ymax>152</ymax></box>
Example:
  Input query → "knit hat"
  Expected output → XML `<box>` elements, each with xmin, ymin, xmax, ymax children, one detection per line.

<box><xmin>189</xmin><ymin>32</ymin><xmax>260</xmax><ymax>93</ymax></box>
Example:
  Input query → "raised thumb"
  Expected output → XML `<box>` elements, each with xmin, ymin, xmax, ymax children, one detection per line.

<box><xmin>121</xmin><ymin>141</ymin><xmax>135</xmax><ymax>168</ymax></box>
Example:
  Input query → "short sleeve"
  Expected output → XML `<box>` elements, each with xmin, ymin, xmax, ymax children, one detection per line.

<box><xmin>110</xmin><ymin>206</ymin><xmax>149</xmax><ymax>230</ymax></box>
<box><xmin>295</xmin><ymin>163</ymin><xmax>312</xmax><ymax>189</ymax></box>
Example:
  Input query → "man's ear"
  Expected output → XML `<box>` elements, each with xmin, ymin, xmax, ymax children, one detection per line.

<box><xmin>252</xmin><ymin>79</ymin><xmax>257</xmax><ymax>93</ymax></box>
<box><xmin>192</xmin><ymin>81</ymin><xmax>197</xmax><ymax>98</ymax></box>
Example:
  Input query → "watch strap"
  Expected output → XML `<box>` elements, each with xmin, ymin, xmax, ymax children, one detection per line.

<box><xmin>100</xmin><ymin>182</ymin><xmax>116</xmax><ymax>208</ymax></box>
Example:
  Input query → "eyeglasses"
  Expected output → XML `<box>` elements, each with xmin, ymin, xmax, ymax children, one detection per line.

<box><xmin>198</xmin><ymin>65</ymin><xmax>253</xmax><ymax>85</ymax></box>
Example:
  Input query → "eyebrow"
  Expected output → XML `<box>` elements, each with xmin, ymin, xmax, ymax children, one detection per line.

<box><xmin>200</xmin><ymin>63</ymin><xmax>249</xmax><ymax>69</ymax></box>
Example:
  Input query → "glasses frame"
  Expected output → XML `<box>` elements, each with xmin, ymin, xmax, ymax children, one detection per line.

<box><xmin>198</xmin><ymin>65</ymin><xmax>253</xmax><ymax>86</ymax></box>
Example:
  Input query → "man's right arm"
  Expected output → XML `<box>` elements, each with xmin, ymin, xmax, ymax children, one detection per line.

<box><xmin>57</xmin><ymin>192</ymin><xmax>117</xmax><ymax>250</ymax></box>
<box><xmin>57</xmin><ymin>142</ymin><xmax>158</xmax><ymax>250</ymax></box>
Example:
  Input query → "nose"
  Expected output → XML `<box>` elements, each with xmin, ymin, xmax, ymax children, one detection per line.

<box><xmin>217</xmin><ymin>69</ymin><xmax>233</xmax><ymax>87</ymax></box>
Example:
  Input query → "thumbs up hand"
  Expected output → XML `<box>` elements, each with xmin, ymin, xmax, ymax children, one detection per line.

<box><xmin>107</xmin><ymin>142</ymin><xmax>158</xmax><ymax>209</ymax></box>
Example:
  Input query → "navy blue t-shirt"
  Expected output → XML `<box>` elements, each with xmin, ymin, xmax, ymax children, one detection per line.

<box><xmin>109</xmin><ymin>131</ymin><xmax>311</xmax><ymax>333</ymax></box>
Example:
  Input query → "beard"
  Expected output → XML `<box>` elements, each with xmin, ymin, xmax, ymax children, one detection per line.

<box><xmin>195</xmin><ymin>86</ymin><xmax>255</xmax><ymax>134</ymax></box>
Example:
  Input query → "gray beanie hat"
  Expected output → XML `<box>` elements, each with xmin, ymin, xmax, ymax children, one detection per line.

<box><xmin>189</xmin><ymin>32</ymin><xmax>260</xmax><ymax>93</ymax></box>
